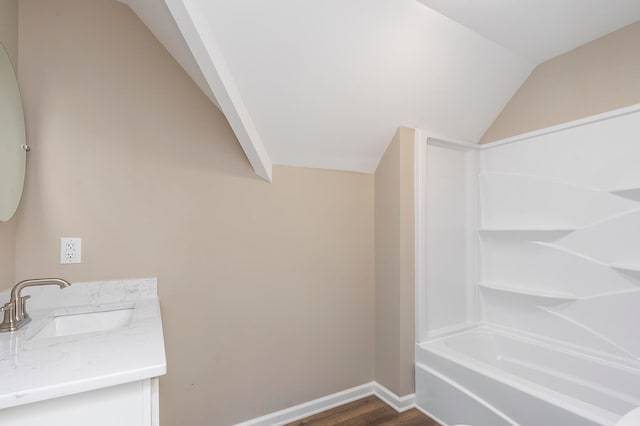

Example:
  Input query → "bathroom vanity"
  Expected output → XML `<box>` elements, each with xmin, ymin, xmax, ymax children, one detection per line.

<box><xmin>0</xmin><ymin>278</ymin><xmax>166</xmax><ymax>426</ymax></box>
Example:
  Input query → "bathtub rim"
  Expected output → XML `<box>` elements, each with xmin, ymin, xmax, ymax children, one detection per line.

<box><xmin>416</xmin><ymin>324</ymin><xmax>640</xmax><ymax>425</ymax></box>
<box><xmin>420</xmin><ymin>323</ymin><xmax>640</xmax><ymax>374</ymax></box>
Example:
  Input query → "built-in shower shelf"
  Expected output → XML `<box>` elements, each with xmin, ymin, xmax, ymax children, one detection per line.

<box><xmin>609</xmin><ymin>187</ymin><xmax>640</xmax><ymax>202</ymax></box>
<box><xmin>611</xmin><ymin>264</ymin><xmax>640</xmax><ymax>279</ymax></box>
<box><xmin>478</xmin><ymin>227</ymin><xmax>575</xmax><ymax>241</ymax></box>
<box><xmin>478</xmin><ymin>282</ymin><xmax>579</xmax><ymax>305</ymax></box>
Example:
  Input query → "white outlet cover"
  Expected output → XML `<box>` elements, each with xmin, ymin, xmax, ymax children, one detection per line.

<box><xmin>60</xmin><ymin>237</ymin><xmax>81</xmax><ymax>264</ymax></box>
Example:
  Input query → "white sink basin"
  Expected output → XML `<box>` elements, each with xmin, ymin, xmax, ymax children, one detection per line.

<box><xmin>32</xmin><ymin>305</ymin><xmax>134</xmax><ymax>340</ymax></box>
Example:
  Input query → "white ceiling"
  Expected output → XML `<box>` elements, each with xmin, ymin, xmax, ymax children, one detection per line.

<box><xmin>120</xmin><ymin>0</ymin><xmax>640</xmax><ymax>178</ymax></box>
<box><xmin>191</xmin><ymin>0</ymin><xmax>535</xmax><ymax>173</ymax></box>
<box><xmin>418</xmin><ymin>0</ymin><xmax>640</xmax><ymax>63</ymax></box>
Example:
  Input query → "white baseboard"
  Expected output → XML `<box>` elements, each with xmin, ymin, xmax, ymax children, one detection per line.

<box><xmin>234</xmin><ymin>382</ymin><xmax>374</xmax><ymax>426</ymax></box>
<box><xmin>372</xmin><ymin>382</ymin><xmax>415</xmax><ymax>413</ymax></box>
<box><xmin>234</xmin><ymin>381</ymin><xmax>416</xmax><ymax>426</ymax></box>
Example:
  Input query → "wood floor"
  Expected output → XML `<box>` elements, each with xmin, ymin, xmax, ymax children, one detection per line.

<box><xmin>284</xmin><ymin>395</ymin><xmax>440</xmax><ymax>426</ymax></box>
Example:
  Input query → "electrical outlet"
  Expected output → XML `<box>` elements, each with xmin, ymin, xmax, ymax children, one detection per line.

<box><xmin>60</xmin><ymin>237</ymin><xmax>82</xmax><ymax>264</ymax></box>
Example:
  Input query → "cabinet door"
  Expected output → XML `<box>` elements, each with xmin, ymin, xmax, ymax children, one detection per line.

<box><xmin>0</xmin><ymin>380</ymin><xmax>151</xmax><ymax>426</ymax></box>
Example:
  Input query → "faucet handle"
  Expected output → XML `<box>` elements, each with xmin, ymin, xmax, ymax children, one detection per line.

<box><xmin>0</xmin><ymin>302</ymin><xmax>16</xmax><ymax>332</ymax></box>
<box><xmin>19</xmin><ymin>295</ymin><xmax>31</xmax><ymax>321</ymax></box>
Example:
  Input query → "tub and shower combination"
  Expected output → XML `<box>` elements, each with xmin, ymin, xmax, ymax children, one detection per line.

<box><xmin>416</xmin><ymin>107</ymin><xmax>640</xmax><ymax>425</ymax></box>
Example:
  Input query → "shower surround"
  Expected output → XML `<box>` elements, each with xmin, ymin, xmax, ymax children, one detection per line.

<box><xmin>415</xmin><ymin>105</ymin><xmax>640</xmax><ymax>425</ymax></box>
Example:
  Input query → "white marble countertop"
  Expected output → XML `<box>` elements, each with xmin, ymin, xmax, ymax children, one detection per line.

<box><xmin>0</xmin><ymin>278</ymin><xmax>166</xmax><ymax>410</ymax></box>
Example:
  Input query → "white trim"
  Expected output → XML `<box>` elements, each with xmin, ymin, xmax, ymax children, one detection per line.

<box><xmin>234</xmin><ymin>382</ymin><xmax>416</xmax><ymax>426</ymax></box>
<box><xmin>481</xmin><ymin>102</ymin><xmax>640</xmax><ymax>150</ymax></box>
<box><xmin>163</xmin><ymin>0</ymin><xmax>273</xmax><ymax>182</ymax></box>
<box><xmin>150</xmin><ymin>377</ymin><xmax>160</xmax><ymax>426</ymax></box>
<box><xmin>424</xmin><ymin>103</ymin><xmax>640</xmax><ymax>154</ymax></box>
<box><xmin>234</xmin><ymin>382</ymin><xmax>373</xmax><ymax>426</ymax></box>
<box><xmin>372</xmin><ymin>382</ymin><xmax>416</xmax><ymax>413</ymax></box>
<box><xmin>427</xmin><ymin>137</ymin><xmax>480</xmax><ymax>151</ymax></box>
<box><xmin>142</xmin><ymin>378</ymin><xmax>151</xmax><ymax>426</ymax></box>
<box><xmin>465</xmin><ymin>146</ymin><xmax>480</xmax><ymax>325</ymax></box>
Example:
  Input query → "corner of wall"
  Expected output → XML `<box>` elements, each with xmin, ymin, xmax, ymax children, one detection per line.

<box><xmin>374</xmin><ymin>126</ymin><xmax>416</xmax><ymax>397</ymax></box>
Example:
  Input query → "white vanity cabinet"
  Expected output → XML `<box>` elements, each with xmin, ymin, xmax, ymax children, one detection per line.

<box><xmin>0</xmin><ymin>378</ymin><xmax>160</xmax><ymax>426</ymax></box>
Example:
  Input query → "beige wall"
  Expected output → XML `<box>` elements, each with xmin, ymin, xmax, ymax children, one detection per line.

<box><xmin>0</xmin><ymin>0</ymin><xmax>18</xmax><ymax>64</ymax></box>
<box><xmin>481</xmin><ymin>21</ymin><xmax>640</xmax><ymax>143</ymax></box>
<box><xmin>0</xmin><ymin>218</ymin><xmax>14</xmax><ymax>289</ymax></box>
<box><xmin>15</xmin><ymin>1</ymin><xmax>374</xmax><ymax>425</ymax></box>
<box><xmin>0</xmin><ymin>0</ymin><xmax>19</xmax><ymax>288</ymax></box>
<box><xmin>374</xmin><ymin>126</ymin><xmax>415</xmax><ymax>396</ymax></box>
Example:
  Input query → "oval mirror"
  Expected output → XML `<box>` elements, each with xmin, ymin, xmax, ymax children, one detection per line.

<box><xmin>0</xmin><ymin>42</ymin><xmax>26</xmax><ymax>221</ymax></box>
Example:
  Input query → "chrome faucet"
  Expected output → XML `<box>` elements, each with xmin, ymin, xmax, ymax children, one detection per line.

<box><xmin>0</xmin><ymin>278</ymin><xmax>71</xmax><ymax>332</ymax></box>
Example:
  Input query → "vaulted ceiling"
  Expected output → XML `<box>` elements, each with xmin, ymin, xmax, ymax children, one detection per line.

<box><xmin>118</xmin><ymin>0</ymin><xmax>640</xmax><ymax>181</ymax></box>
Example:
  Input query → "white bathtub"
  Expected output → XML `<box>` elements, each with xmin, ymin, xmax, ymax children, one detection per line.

<box><xmin>415</xmin><ymin>326</ymin><xmax>640</xmax><ymax>426</ymax></box>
